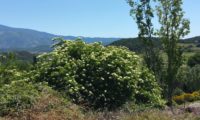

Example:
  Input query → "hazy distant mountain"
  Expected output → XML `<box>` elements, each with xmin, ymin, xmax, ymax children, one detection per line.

<box><xmin>0</xmin><ymin>25</ymin><xmax>120</xmax><ymax>52</ymax></box>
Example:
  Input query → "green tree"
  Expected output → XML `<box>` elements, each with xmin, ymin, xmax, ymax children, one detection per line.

<box><xmin>156</xmin><ymin>0</ymin><xmax>190</xmax><ymax>104</ymax></box>
<box><xmin>127</xmin><ymin>0</ymin><xmax>163</xmax><ymax>81</ymax></box>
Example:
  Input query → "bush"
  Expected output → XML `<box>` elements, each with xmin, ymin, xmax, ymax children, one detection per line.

<box><xmin>192</xmin><ymin>91</ymin><xmax>200</xmax><ymax>100</ymax></box>
<box><xmin>172</xmin><ymin>95</ymin><xmax>185</xmax><ymax>104</ymax></box>
<box><xmin>187</xmin><ymin>53</ymin><xmax>200</xmax><ymax>67</ymax></box>
<box><xmin>184</xmin><ymin>93</ymin><xmax>195</xmax><ymax>102</ymax></box>
<box><xmin>33</xmin><ymin>39</ymin><xmax>163</xmax><ymax>110</ymax></box>
<box><xmin>0</xmin><ymin>80</ymin><xmax>40</xmax><ymax>116</ymax></box>
<box><xmin>135</xmin><ymin>68</ymin><xmax>164</xmax><ymax>107</ymax></box>
<box><xmin>187</xmin><ymin>65</ymin><xmax>200</xmax><ymax>92</ymax></box>
<box><xmin>176</xmin><ymin>65</ymin><xmax>200</xmax><ymax>92</ymax></box>
<box><xmin>173</xmin><ymin>91</ymin><xmax>200</xmax><ymax>104</ymax></box>
<box><xmin>0</xmin><ymin>68</ymin><xmax>24</xmax><ymax>87</ymax></box>
<box><xmin>0</xmin><ymin>53</ymin><xmax>32</xmax><ymax>87</ymax></box>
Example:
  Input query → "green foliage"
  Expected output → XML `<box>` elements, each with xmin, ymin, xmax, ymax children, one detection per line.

<box><xmin>0</xmin><ymin>52</ymin><xmax>33</xmax><ymax>70</ymax></box>
<box><xmin>0</xmin><ymin>52</ymin><xmax>32</xmax><ymax>86</ymax></box>
<box><xmin>33</xmin><ymin>39</ymin><xmax>163</xmax><ymax>110</ymax></box>
<box><xmin>127</xmin><ymin>0</ymin><xmax>163</xmax><ymax>81</ymax></box>
<box><xmin>0</xmin><ymin>52</ymin><xmax>37</xmax><ymax>116</ymax></box>
<box><xmin>172</xmin><ymin>88</ymin><xmax>184</xmax><ymax>96</ymax></box>
<box><xmin>136</xmin><ymin>67</ymin><xmax>164</xmax><ymax>106</ymax></box>
<box><xmin>0</xmin><ymin>68</ymin><xmax>23</xmax><ymax>87</ymax></box>
<box><xmin>176</xmin><ymin>65</ymin><xmax>200</xmax><ymax>92</ymax></box>
<box><xmin>187</xmin><ymin>65</ymin><xmax>200</xmax><ymax>92</ymax></box>
<box><xmin>188</xmin><ymin>53</ymin><xmax>200</xmax><ymax>67</ymax></box>
<box><xmin>176</xmin><ymin>65</ymin><xmax>190</xmax><ymax>92</ymax></box>
<box><xmin>0</xmin><ymin>80</ymin><xmax>40</xmax><ymax>116</ymax></box>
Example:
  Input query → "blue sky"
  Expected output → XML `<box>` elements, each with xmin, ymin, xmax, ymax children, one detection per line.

<box><xmin>0</xmin><ymin>0</ymin><xmax>199</xmax><ymax>38</ymax></box>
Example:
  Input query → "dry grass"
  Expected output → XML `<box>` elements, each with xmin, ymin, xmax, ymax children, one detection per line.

<box><xmin>122</xmin><ymin>109</ymin><xmax>200</xmax><ymax>120</ymax></box>
<box><xmin>3</xmin><ymin>106</ymin><xmax>200</xmax><ymax>120</ymax></box>
<box><xmin>1</xmin><ymin>88</ymin><xmax>200</xmax><ymax>120</ymax></box>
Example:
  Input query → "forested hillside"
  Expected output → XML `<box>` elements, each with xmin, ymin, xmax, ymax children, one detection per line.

<box><xmin>110</xmin><ymin>37</ymin><xmax>200</xmax><ymax>53</ymax></box>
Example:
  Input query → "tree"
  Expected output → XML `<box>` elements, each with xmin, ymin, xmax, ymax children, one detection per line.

<box><xmin>127</xmin><ymin>0</ymin><xmax>163</xmax><ymax>81</ymax></box>
<box><xmin>156</xmin><ymin>0</ymin><xmax>190</xmax><ymax>104</ymax></box>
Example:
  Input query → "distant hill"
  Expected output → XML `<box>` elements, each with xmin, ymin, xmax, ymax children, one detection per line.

<box><xmin>181</xmin><ymin>36</ymin><xmax>200</xmax><ymax>43</ymax></box>
<box><xmin>0</xmin><ymin>25</ymin><xmax>120</xmax><ymax>52</ymax></box>
<box><xmin>109</xmin><ymin>38</ymin><xmax>161</xmax><ymax>53</ymax></box>
<box><xmin>0</xmin><ymin>24</ymin><xmax>199</xmax><ymax>53</ymax></box>
<box><xmin>109</xmin><ymin>37</ymin><xmax>200</xmax><ymax>53</ymax></box>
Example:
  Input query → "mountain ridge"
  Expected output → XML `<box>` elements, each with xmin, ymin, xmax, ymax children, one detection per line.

<box><xmin>0</xmin><ymin>24</ymin><xmax>199</xmax><ymax>53</ymax></box>
<box><xmin>0</xmin><ymin>24</ymin><xmax>120</xmax><ymax>52</ymax></box>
